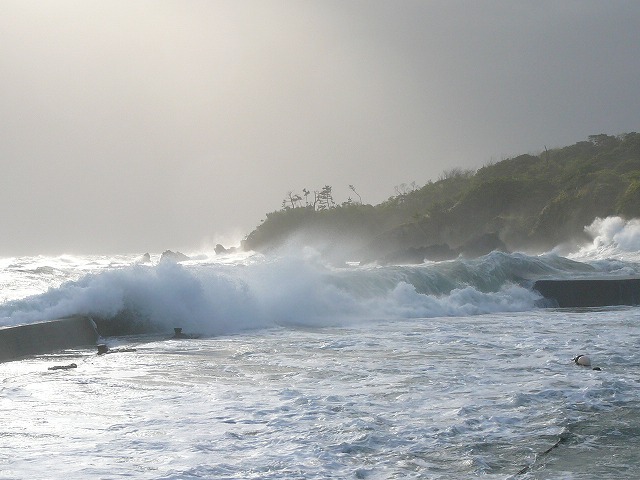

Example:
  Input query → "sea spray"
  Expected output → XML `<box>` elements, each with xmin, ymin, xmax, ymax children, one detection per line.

<box><xmin>0</xmin><ymin>249</ymin><xmax>588</xmax><ymax>336</ymax></box>
<box><xmin>570</xmin><ymin>216</ymin><xmax>640</xmax><ymax>264</ymax></box>
<box><xmin>1</xmin><ymin>234</ymin><xmax>639</xmax><ymax>336</ymax></box>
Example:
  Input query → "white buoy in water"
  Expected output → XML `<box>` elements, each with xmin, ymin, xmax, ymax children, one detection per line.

<box><xmin>573</xmin><ymin>354</ymin><xmax>591</xmax><ymax>366</ymax></box>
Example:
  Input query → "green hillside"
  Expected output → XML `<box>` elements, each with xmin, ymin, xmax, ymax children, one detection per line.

<box><xmin>242</xmin><ymin>133</ymin><xmax>640</xmax><ymax>263</ymax></box>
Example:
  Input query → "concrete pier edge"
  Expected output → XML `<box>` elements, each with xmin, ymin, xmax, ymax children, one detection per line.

<box><xmin>534</xmin><ymin>277</ymin><xmax>640</xmax><ymax>308</ymax></box>
<box><xmin>0</xmin><ymin>316</ymin><xmax>100</xmax><ymax>363</ymax></box>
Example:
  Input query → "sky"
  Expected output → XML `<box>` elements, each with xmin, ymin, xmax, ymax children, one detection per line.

<box><xmin>1</xmin><ymin>0</ymin><xmax>639</xmax><ymax>256</ymax></box>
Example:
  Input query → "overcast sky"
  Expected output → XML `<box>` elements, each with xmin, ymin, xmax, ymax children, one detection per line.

<box><xmin>1</xmin><ymin>0</ymin><xmax>639</xmax><ymax>256</ymax></box>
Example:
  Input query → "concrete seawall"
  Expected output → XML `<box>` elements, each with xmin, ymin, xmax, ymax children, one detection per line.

<box><xmin>0</xmin><ymin>316</ymin><xmax>99</xmax><ymax>363</ymax></box>
<box><xmin>534</xmin><ymin>278</ymin><xmax>640</xmax><ymax>308</ymax></box>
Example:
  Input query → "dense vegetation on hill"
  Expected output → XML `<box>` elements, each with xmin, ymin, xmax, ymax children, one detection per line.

<box><xmin>242</xmin><ymin>133</ymin><xmax>640</xmax><ymax>263</ymax></box>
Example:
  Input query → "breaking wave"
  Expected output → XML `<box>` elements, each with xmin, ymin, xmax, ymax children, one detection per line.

<box><xmin>3</xmin><ymin>219</ymin><xmax>640</xmax><ymax>337</ymax></box>
<box><xmin>569</xmin><ymin>216</ymin><xmax>640</xmax><ymax>265</ymax></box>
<box><xmin>3</xmin><ymin>242</ymin><xmax>639</xmax><ymax>337</ymax></box>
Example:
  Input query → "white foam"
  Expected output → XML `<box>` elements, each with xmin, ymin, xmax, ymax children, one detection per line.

<box><xmin>0</xmin><ymin>251</ymin><xmax>543</xmax><ymax>334</ymax></box>
<box><xmin>568</xmin><ymin>216</ymin><xmax>640</xmax><ymax>264</ymax></box>
<box><xmin>363</xmin><ymin>282</ymin><xmax>541</xmax><ymax>319</ymax></box>
<box><xmin>3</xmin><ymin>239</ymin><xmax>640</xmax><ymax>335</ymax></box>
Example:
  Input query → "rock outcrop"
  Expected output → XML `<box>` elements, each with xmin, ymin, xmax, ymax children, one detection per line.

<box><xmin>160</xmin><ymin>250</ymin><xmax>190</xmax><ymax>262</ymax></box>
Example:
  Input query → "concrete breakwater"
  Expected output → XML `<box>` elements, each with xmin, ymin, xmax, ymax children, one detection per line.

<box><xmin>0</xmin><ymin>316</ymin><xmax>99</xmax><ymax>363</ymax></box>
<box><xmin>534</xmin><ymin>278</ymin><xmax>640</xmax><ymax>308</ymax></box>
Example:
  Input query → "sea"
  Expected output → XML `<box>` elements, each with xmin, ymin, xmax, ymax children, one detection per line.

<box><xmin>1</xmin><ymin>216</ymin><xmax>640</xmax><ymax>479</ymax></box>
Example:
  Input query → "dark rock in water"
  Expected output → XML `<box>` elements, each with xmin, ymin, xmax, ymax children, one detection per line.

<box><xmin>215</xmin><ymin>244</ymin><xmax>237</xmax><ymax>255</ymax></box>
<box><xmin>172</xmin><ymin>327</ymin><xmax>188</xmax><ymax>339</ymax></box>
<box><xmin>380</xmin><ymin>244</ymin><xmax>457</xmax><ymax>265</ymax></box>
<box><xmin>458</xmin><ymin>232</ymin><xmax>508</xmax><ymax>258</ymax></box>
<box><xmin>170</xmin><ymin>327</ymin><xmax>200</xmax><ymax>339</ymax></box>
<box><xmin>96</xmin><ymin>344</ymin><xmax>137</xmax><ymax>355</ymax></box>
<box><xmin>48</xmin><ymin>363</ymin><xmax>77</xmax><ymax>371</ymax></box>
<box><xmin>160</xmin><ymin>250</ymin><xmax>190</xmax><ymax>262</ymax></box>
<box><xmin>376</xmin><ymin>233</ymin><xmax>508</xmax><ymax>265</ymax></box>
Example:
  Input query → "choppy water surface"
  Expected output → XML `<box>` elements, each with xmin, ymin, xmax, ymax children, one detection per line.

<box><xmin>2</xmin><ymin>308</ymin><xmax>639</xmax><ymax>479</ymax></box>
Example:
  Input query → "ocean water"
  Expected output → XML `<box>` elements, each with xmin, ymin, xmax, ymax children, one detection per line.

<box><xmin>1</xmin><ymin>217</ymin><xmax>640</xmax><ymax>479</ymax></box>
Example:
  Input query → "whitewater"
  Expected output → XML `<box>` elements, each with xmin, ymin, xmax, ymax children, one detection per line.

<box><xmin>2</xmin><ymin>216</ymin><xmax>640</xmax><ymax>479</ymax></box>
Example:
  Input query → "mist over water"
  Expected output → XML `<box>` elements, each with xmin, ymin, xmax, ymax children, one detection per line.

<box><xmin>1</xmin><ymin>216</ymin><xmax>639</xmax><ymax>336</ymax></box>
<box><xmin>2</xmin><ymin>216</ymin><xmax>640</xmax><ymax>478</ymax></box>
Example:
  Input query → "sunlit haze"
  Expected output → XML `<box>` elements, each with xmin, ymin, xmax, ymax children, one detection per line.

<box><xmin>1</xmin><ymin>0</ymin><xmax>639</xmax><ymax>255</ymax></box>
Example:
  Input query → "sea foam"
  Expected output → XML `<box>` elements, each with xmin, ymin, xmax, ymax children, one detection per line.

<box><xmin>570</xmin><ymin>216</ymin><xmax>640</xmax><ymax>264</ymax></box>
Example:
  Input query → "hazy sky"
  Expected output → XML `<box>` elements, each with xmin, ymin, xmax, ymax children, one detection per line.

<box><xmin>1</xmin><ymin>0</ymin><xmax>639</xmax><ymax>255</ymax></box>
